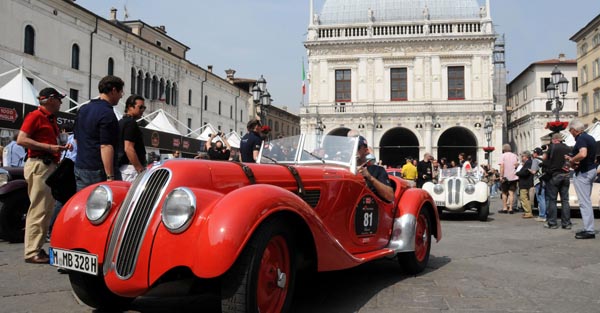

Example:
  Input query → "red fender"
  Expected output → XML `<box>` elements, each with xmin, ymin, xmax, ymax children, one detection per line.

<box><xmin>50</xmin><ymin>181</ymin><xmax>131</xmax><ymax>264</ymax></box>
<box><xmin>396</xmin><ymin>188</ymin><xmax>442</xmax><ymax>242</ymax></box>
<box><xmin>149</xmin><ymin>184</ymin><xmax>366</xmax><ymax>283</ymax></box>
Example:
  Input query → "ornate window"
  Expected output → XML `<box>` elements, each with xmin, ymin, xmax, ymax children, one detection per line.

<box><xmin>335</xmin><ymin>69</ymin><xmax>351</xmax><ymax>102</ymax></box>
<box><xmin>448</xmin><ymin>66</ymin><xmax>465</xmax><ymax>100</ymax></box>
<box><xmin>107</xmin><ymin>58</ymin><xmax>114</xmax><ymax>75</ymax></box>
<box><xmin>24</xmin><ymin>25</ymin><xmax>35</xmax><ymax>55</ymax></box>
<box><xmin>144</xmin><ymin>73</ymin><xmax>151</xmax><ymax>99</ymax></box>
<box><xmin>390</xmin><ymin>68</ymin><xmax>407</xmax><ymax>101</ymax></box>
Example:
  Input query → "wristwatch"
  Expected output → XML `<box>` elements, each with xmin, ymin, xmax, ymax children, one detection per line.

<box><xmin>106</xmin><ymin>175</ymin><xmax>115</xmax><ymax>180</ymax></box>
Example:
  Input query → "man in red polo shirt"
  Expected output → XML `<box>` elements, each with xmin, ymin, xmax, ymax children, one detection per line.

<box><xmin>17</xmin><ymin>88</ymin><xmax>70</xmax><ymax>264</ymax></box>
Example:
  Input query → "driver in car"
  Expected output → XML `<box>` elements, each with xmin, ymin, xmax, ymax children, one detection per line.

<box><xmin>355</xmin><ymin>136</ymin><xmax>394</xmax><ymax>203</ymax></box>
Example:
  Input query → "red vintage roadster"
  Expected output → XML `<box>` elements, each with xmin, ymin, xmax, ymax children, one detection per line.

<box><xmin>50</xmin><ymin>134</ymin><xmax>441</xmax><ymax>313</ymax></box>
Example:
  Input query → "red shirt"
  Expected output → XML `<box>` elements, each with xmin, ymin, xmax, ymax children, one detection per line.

<box><xmin>20</xmin><ymin>106</ymin><xmax>59</xmax><ymax>163</ymax></box>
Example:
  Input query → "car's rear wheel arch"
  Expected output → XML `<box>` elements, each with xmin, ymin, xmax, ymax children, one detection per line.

<box><xmin>421</xmin><ymin>202</ymin><xmax>438</xmax><ymax>239</ymax></box>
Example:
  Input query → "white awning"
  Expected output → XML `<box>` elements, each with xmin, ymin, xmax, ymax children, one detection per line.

<box><xmin>144</xmin><ymin>110</ymin><xmax>182</xmax><ymax>135</ymax></box>
<box><xmin>225</xmin><ymin>132</ymin><xmax>241</xmax><ymax>149</ymax></box>
<box><xmin>195</xmin><ymin>124</ymin><xmax>217</xmax><ymax>141</ymax></box>
<box><xmin>0</xmin><ymin>69</ymin><xmax>39</xmax><ymax>105</ymax></box>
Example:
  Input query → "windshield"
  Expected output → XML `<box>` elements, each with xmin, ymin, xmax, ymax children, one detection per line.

<box><xmin>439</xmin><ymin>166</ymin><xmax>484</xmax><ymax>182</ymax></box>
<box><xmin>258</xmin><ymin>134</ymin><xmax>358</xmax><ymax>170</ymax></box>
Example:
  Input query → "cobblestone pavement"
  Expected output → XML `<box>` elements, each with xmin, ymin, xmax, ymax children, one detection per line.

<box><xmin>1</xmin><ymin>197</ymin><xmax>599</xmax><ymax>313</ymax></box>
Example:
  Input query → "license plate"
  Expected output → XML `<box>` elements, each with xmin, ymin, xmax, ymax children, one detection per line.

<box><xmin>435</xmin><ymin>201</ymin><xmax>445</xmax><ymax>207</ymax></box>
<box><xmin>49</xmin><ymin>248</ymin><xmax>98</xmax><ymax>275</ymax></box>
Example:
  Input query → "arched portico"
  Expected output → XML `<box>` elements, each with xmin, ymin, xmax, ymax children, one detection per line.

<box><xmin>327</xmin><ymin>127</ymin><xmax>352</xmax><ymax>137</ymax></box>
<box><xmin>437</xmin><ymin>127</ymin><xmax>478</xmax><ymax>164</ymax></box>
<box><xmin>379</xmin><ymin>127</ymin><xmax>419</xmax><ymax>168</ymax></box>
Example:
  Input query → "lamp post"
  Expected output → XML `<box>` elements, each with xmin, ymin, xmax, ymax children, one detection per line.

<box><xmin>484</xmin><ymin>116</ymin><xmax>493</xmax><ymax>166</ymax></box>
<box><xmin>545</xmin><ymin>66</ymin><xmax>569</xmax><ymax>122</ymax></box>
<box><xmin>252</xmin><ymin>75</ymin><xmax>271</xmax><ymax>123</ymax></box>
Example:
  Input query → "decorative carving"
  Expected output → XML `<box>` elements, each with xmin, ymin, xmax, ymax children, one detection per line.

<box><xmin>308</xmin><ymin>42</ymin><xmax>493</xmax><ymax>57</ymax></box>
<box><xmin>368</xmin><ymin>8</ymin><xmax>374</xmax><ymax>23</ymax></box>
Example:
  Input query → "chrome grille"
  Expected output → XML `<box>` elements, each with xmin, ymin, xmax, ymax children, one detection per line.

<box><xmin>111</xmin><ymin>169</ymin><xmax>171</xmax><ymax>278</ymax></box>
<box><xmin>447</xmin><ymin>179</ymin><xmax>454</xmax><ymax>204</ymax></box>
<box><xmin>446</xmin><ymin>178</ymin><xmax>461</xmax><ymax>205</ymax></box>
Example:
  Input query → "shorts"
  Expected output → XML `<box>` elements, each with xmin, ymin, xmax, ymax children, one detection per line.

<box><xmin>501</xmin><ymin>180</ymin><xmax>517</xmax><ymax>193</ymax></box>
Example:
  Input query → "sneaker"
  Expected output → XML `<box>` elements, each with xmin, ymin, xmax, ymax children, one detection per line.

<box><xmin>544</xmin><ymin>224</ymin><xmax>559</xmax><ymax>229</ymax></box>
<box><xmin>575</xmin><ymin>232</ymin><xmax>595</xmax><ymax>239</ymax></box>
<box><xmin>562</xmin><ymin>224</ymin><xmax>572</xmax><ymax>230</ymax></box>
<box><xmin>535</xmin><ymin>217</ymin><xmax>546</xmax><ymax>222</ymax></box>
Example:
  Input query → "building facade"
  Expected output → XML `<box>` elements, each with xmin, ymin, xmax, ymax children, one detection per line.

<box><xmin>0</xmin><ymin>0</ymin><xmax>253</xmax><ymax>137</ymax></box>
<box><xmin>506</xmin><ymin>55</ymin><xmax>578</xmax><ymax>152</ymax></box>
<box><xmin>265</xmin><ymin>105</ymin><xmax>301</xmax><ymax>139</ymax></box>
<box><xmin>570</xmin><ymin>14</ymin><xmax>600</xmax><ymax>125</ymax></box>
<box><xmin>300</xmin><ymin>0</ymin><xmax>503</xmax><ymax>168</ymax></box>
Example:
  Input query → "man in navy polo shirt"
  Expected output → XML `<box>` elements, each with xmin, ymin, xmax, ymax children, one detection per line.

<box><xmin>240</xmin><ymin>119</ymin><xmax>263</xmax><ymax>163</ymax></box>
<box><xmin>74</xmin><ymin>75</ymin><xmax>124</xmax><ymax>190</ymax></box>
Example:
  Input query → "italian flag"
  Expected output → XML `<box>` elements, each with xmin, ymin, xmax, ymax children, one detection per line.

<box><xmin>301</xmin><ymin>61</ymin><xmax>306</xmax><ymax>95</ymax></box>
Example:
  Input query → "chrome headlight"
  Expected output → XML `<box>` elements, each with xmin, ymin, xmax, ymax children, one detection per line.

<box><xmin>161</xmin><ymin>187</ymin><xmax>196</xmax><ymax>234</ymax></box>
<box><xmin>465</xmin><ymin>184</ymin><xmax>476</xmax><ymax>195</ymax></box>
<box><xmin>0</xmin><ymin>169</ymin><xmax>10</xmax><ymax>187</ymax></box>
<box><xmin>433</xmin><ymin>184</ymin><xmax>444</xmax><ymax>194</ymax></box>
<box><xmin>86</xmin><ymin>185</ymin><xmax>112</xmax><ymax>225</ymax></box>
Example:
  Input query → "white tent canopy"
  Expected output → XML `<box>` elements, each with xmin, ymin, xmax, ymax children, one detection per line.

<box><xmin>0</xmin><ymin>68</ymin><xmax>39</xmax><ymax>105</ymax></box>
<box><xmin>225</xmin><ymin>131</ymin><xmax>241</xmax><ymax>149</ymax></box>
<box><xmin>191</xmin><ymin>124</ymin><xmax>217</xmax><ymax>141</ymax></box>
<box><xmin>142</xmin><ymin>109</ymin><xmax>182</xmax><ymax>135</ymax></box>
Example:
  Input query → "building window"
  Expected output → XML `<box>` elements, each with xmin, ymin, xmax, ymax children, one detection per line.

<box><xmin>144</xmin><ymin>73</ymin><xmax>151</xmax><ymax>99</ymax></box>
<box><xmin>171</xmin><ymin>83</ymin><xmax>178</xmax><ymax>106</ymax></box>
<box><xmin>167</xmin><ymin>46</ymin><xmax>172</xmax><ymax>52</ymax></box>
<box><xmin>580</xmin><ymin>43</ymin><xmax>589</xmax><ymax>56</ymax></box>
<box><xmin>130</xmin><ymin>68</ymin><xmax>136</xmax><ymax>94</ymax></box>
<box><xmin>156</xmin><ymin>40</ymin><xmax>162</xmax><ymax>47</ymax></box>
<box><xmin>581</xmin><ymin>66</ymin><xmax>588</xmax><ymax>85</ymax></box>
<box><xmin>268</xmin><ymin>119</ymin><xmax>273</xmax><ymax>128</ymax></box>
<box><xmin>390</xmin><ymin>68</ymin><xmax>408</xmax><ymax>101</ymax></box>
<box><xmin>218</xmin><ymin>125</ymin><xmax>221</xmax><ymax>131</ymax></box>
<box><xmin>69</xmin><ymin>88</ymin><xmax>79</xmax><ymax>109</ymax></box>
<box><xmin>151</xmin><ymin>76</ymin><xmax>158</xmax><ymax>99</ymax></box>
<box><xmin>159</xmin><ymin>78</ymin><xmax>165</xmax><ymax>100</ymax></box>
<box><xmin>24</xmin><ymin>25</ymin><xmax>35</xmax><ymax>55</ymax></box>
<box><xmin>594</xmin><ymin>59</ymin><xmax>600</xmax><ymax>79</ymax></box>
<box><xmin>540</xmin><ymin>77</ymin><xmax>552</xmax><ymax>92</ymax></box>
<box><xmin>188</xmin><ymin>89</ymin><xmax>192</xmax><ymax>106</ymax></box>
<box><xmin>137</xmin><ymin>71</ymin><xmax>143</xmax><ymax>96</ymax></box>
<box><xmin>593</xmin><ymin>34</ymin><xmax>600</xmax><ymax>47</ymax></box>
<box><xmin>522</xmin><ymin>87</ymin><xmax>527</xmax><ymax>101</ymax></box>
<box><xmin>165</xmin><ymin>81</ymin><xmax>171</xmax><ymax>105</ymax></box>
<box><xmin>230</xmin><ymin>106</ymin><xmax>233</xmax><ymax>119</ymax></box>
<box><xmin>335</xmin><ymin>69</ymin><xmax>351</xmax><ymax>102</ymax></box>
<box><xmin>218</xmin><ymin>101</ymin><xmax>221</xmax><ymax>115</ymax></box>
<box><xmin>447</xmin><ymin>66</ymin><xmax>465</xmax><ymax>100</ymax></box>
<box><xmin>582</xmin><ymin>93</ymin><xmax>589</xmax><ymax>115</ymax></box>
<box><xmin>187</xmin><ymin>118</ymin><xmax>192</xmax><ymax>130</ymax></box>
<box><xmin>572</xmin><ymin>77</ymin><xmax>579</xmax><ymax>92</ymax></box>
<box><xmin>107</xmin><ymin>58</ymin><xmax>114</xmax><ymax>75</ymax></box>
<box><xmin>240</xmin><ymin>110</ymin><xmax>244</xmax><ymax>122</ymax></box>
<box><xmin>71</xmin><ymin>44</ymin><xmax>80</xmax><ymax>70</ymax></box>
<box><xmin>275</xmin><ymin>121</ymin><xmax>279</xmax><ymax>132</ymax></box>
<box><xmin>204</xmin><ymin>95</ymin><xmax>208</xmax><ymax>111</ymax></box>
<box><xmin>594</xmin><ymin>89</ymin><xmax>600</xmax><ymax>112</ymax></box>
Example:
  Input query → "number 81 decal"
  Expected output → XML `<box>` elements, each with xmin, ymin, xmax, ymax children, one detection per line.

<box><xmin>355</xmin><ymin>195</ymin><xmax>379</xmax><ymax>236</ymax></box>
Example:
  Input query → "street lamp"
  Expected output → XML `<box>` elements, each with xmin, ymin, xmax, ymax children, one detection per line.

<box><xmin>484</xmin><ymin>116</ymin><xmax>493</xmax><ymax>166</ymax></box>
<box><xmin>252</xmin><ymin>75</ymin><xmax>271</xmax><ymax>122</ymax></box>
<box><xmin>546</xmin><ymin>65</ymin><xmax>569</xmax><ymax>122</ymax></box>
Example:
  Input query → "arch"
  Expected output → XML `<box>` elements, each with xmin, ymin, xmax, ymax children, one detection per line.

<box><xmin>171</xmin><ymin>83</ymin><xmax>178</xmax><ymax>105</ymax></box>
<box><xmin>379</xmin><ymin>127</ymin><xmax>419</xmax><ymax>168</ymax></box>
<box><xmin>107</xmin><ymin>58</ymin><xmax>114</xmax><ymax>75</ymax></box>
<box><xmin>136</xmin><ymin>70</ymin><xmax>143</xmax><ymax>96</ymax></box>
<box><xmin>24</xmin><ymin>25</ymin><xmax>35</xmax><ymax>55</ymax></box>
<box><xmin>327</xmin><ymin>127</ymin><xmax>351</xmax><ymax>137</ymax></box>
<box><xmin>437</xmin><ymin>127</ymin><xmax>478</xmax><ymax>164</ymax></box>
<box><xmin>144</xmin><ymin>73</ymin><xmax>151</xmax><ymax>99</ymax></box>
<box><xmin>130</xmin><ymin>68</ymin><xmax>136</xmax><ymax>94</ymax></box>
<box><xmin>151</xmin><ymin>76</ymin><xmax>158</xmax><ymax>99</ymax></box>
<box><xmin>159</xmin><ymin>78</ymin><xmax>165</xmax><ymax>101</ymax></box>
<box><xmin>165</xmin><ymin>80</ymin><xmax>171</xmax><ymax>104</ymax></box>
<box><xmin>71</xmin><ymin>44</ymin><xmax>80</xmax><ymax>70</ymax></box>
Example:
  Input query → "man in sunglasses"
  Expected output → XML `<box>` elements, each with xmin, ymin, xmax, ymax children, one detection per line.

<box><xmin>117</xmin><ymin>95</ymin><xmax>147</xmax><ymax>182</ymax></box>
<box><xmin>17</xmin><ymin>87</ymin><xmax>71</xmax><ymax>264</ymax></box>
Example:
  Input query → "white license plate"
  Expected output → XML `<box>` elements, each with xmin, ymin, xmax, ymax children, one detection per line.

<box><xmin>49</xmin><ymin>248</ymin><xmax>98</xmax><ymax>275</ymax></box>
<box><xmin>435</xmin><ymin>201</ymin><xmax>445</xmax><ymax>207</ymax></box>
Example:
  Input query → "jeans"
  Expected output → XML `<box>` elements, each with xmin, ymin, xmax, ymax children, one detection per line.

<box><xmin>75</xmin><ymin>167</ymin><xmax>121</xmax><ymax>192</ymax></box>
<box><xmin>545</xmin><ymin>173</ymin><xmax>571</xmax><ymax>227</ymax></box>
<box><xmin>535</xmin><ymin>183</ymin><xmax>546</xmax><ymax>218</ymax></box>
<box><xmin>573</xmin><ymin>168</ymin><xmax>597</xmax><ymax>233</ymax></box>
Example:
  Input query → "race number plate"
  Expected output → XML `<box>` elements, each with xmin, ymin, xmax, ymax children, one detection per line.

<box><xmin>49</xmin><ymin>248</ymin><xmax>98</xmax><ymax>275</ymax></box>
<box><xmin>355</xmin><ymin>195</ymin><xmax>379</xmax><ymax>236</ymax></box>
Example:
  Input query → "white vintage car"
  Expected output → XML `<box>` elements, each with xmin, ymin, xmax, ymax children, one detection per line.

<box><xmin>423</xmin><ymin>167</ymin><xmax>490</xmax><ymax>221</ymax></box>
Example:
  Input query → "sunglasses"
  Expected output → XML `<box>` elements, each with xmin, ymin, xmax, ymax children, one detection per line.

<box><xmin>138</xmin><ymin>105</ymin><xmax>147</xmax><ymax>110</ymax></box>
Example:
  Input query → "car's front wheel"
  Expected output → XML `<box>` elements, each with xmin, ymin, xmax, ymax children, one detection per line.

<box><xmin>0</xmin><ymin>189</ymin><xmax>29</xmax><ymax>243</ymax></box>
<box><xmin>221</xmin><ymin>217</ymin><xmax>296</xmax><ymax>313</ymax></box>
<box><xmin>398</xmin><ymin>208</ymin><xmax>432</xmax><ymax>274</ymax></box>
<box><xmin>478</xmin><ymin>201</ymin><xmax>490</xmax><ymax>222</ymax></box>
<box><xmin>68</xmin><ymin>271</ymin><xmax>133</xmax><ymax>310</ymax></box>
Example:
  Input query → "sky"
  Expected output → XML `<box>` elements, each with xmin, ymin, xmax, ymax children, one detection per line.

<box><xmin>77</xmin><ymin>0</ymin><xmax>600</xmax><ymax>114</ymax></box>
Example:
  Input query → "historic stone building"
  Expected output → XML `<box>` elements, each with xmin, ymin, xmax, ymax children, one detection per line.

<box><xmin>570</xmin><ymin>14</ymin><xmax>600</xmax><ymax>125</ymax></box>
<box><xmin>0</xmin><ymin>0</ymin><xmax>253</xmax><ymax>136</ymax></box>
<box><xmin>506</xmin><ymin>55</ymin><xmax>578</xmax><ymax>152</ymax></box>
<box><xmin>300</xmin><ymin>0</ymin><xmax>503</xmax><ymax>167</ymax></box>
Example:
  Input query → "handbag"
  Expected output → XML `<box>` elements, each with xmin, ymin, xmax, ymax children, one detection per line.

<box><xmin>45</xmin><ymin>157</ymin><xmax>76</xmax><ymax>203</ymax></box>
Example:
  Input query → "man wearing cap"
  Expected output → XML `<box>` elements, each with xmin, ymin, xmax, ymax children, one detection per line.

<box><xmin>240</xmin><ymin>119</ymin><xmax>263</xmax><ymax>163</ymax></box>
<box><xmin>356</xmin><ymin>136</ymin><xmax>394</xmax><ymax>202</ymax></box>
<box><xmin>17</xmin><ymin>87</ymin><xmax>71</xmax><ymax>264</ymax></box>
<box><xmin>566</xmin><ymin>119</ymin><xmax>597</xmax><ymax>239</ymax></box>
<box><xmin>530</xmin><ymin>148</ymin><xmax>546</xmax><ymax>221</ymax></box>
<box><xmin>74</xmin><ymin>75</ymin><xmax>123</xmax><ymax>190</ymax></box>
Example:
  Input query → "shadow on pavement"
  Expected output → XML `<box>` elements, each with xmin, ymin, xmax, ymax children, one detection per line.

<box><xmin>439</xmin><ymin>211</ymin><xmax>496</xmax><ymax>222</ymax></box>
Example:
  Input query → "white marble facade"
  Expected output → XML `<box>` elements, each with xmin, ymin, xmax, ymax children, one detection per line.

<box><xmin>301</xmin><ymin>0</ymin><xmax>503</xmax><ymax>167</ymax></box>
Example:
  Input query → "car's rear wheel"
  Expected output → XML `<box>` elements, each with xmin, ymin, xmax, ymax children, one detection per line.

<box><xmin>0</xmin><ymin>190</ymin><xmax>29</xmax><ymax>243</ymax></box>
<box><xmin>398</xmin><ymin>208</ymin><xmax>431</xmax><ymax>274</ymax></box>
<box><xmin>221</xmin><ymin>217</ymin><xmax>296</xmax><ymax>313</ymax></box>
<box><xmin>68</xmin><ymin>271</ymin><xmax>133</xmax><ymax>310</ymax></box>
<box><xmin>478</xmin><ymin>201</ymin><xmax>489</xmax><ymax>222</ymax></box>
